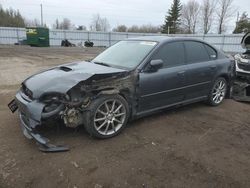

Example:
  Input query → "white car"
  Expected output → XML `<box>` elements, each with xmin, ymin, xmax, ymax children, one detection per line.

<box><xmin>234</xmin><ymin>32</ymin><xmax>250</xmax><ymax>78</ymax></box>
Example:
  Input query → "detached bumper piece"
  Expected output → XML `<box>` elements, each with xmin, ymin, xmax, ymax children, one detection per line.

<box><xmin>19</xmin><ymin>113</ymin><xmax>69</xmax><ymax>152</ymax></box>
<box><xmin>232</xmin><ymin>81</ymin><xmax>250</xmax><ymax>102</ymax></box>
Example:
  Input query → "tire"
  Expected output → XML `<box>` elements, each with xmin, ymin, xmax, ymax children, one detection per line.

<box><xmin>207</xmin><ymin>77</ymin><xmax>227</xmax><ymax>106</ymax></box>
<box><xmin>84</xmin><ymin>94</ymin><xmax>129</xmax><ymax>139</ymax></box>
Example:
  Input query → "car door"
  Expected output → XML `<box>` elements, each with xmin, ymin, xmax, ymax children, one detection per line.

<box><xmin>184</xmin><ymin>41</ymin><xmax>217</xmax><ymax>100</ymax></box>
<box><xmin>137</xmin><ymin>41</ymin><xmax>187</xmax><ymax>113</ymax></box>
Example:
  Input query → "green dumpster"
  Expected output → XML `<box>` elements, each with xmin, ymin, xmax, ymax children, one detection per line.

<box><xmin>26</xmin><ymin>27</ymin><xmax>50</xmax><ymax>47</ymax></box>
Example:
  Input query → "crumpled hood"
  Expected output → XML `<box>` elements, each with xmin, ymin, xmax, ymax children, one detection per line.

<box><xmin>23</xmin><ymin>61</ymin><xmax>126</xmax><ymax>98</ymax></box>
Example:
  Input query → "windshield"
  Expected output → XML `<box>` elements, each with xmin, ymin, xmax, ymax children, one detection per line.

<box><xmin>92</xmin><ymin>40</ymin><xmax>157</xmax><ymax>69</ymax></box>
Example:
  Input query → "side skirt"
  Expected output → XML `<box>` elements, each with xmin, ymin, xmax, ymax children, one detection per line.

<box><xmin>135</xmin><ymin>96</ymin><xmax>208</xmax><ymax>118</ymax></box>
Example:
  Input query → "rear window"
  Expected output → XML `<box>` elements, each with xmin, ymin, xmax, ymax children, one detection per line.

<box><xmin>184</xmin><ymin>41</ymin><xmax>210</xmax><ymax>63</ymax></box>
<box><xmin>204</xmin><ymin>44</ymin><xmax>217</xmax><ymax>60</ymax></box>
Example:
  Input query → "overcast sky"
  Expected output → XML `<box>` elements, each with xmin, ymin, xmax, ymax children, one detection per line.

<box><xmin>0</xmin><ymin>0</ymin><xmax>250</xmax><ymax>33</ymax></box>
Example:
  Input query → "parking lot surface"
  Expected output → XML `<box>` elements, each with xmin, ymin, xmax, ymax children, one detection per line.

<box><xmin>0</xmin><ymin>46</ymin><xmax>250</xmax><ymax>188</ymax></box>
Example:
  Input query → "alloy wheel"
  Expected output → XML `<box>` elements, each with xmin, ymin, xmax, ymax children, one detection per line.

<box><xmin>212</xmin><ymin>80</ymin><xmax>226</xmax><ymax>104</ymax></box>
<box><xmin>94</xmin><ymin>99</ymin><xmax>126</xmax><ymax>136</ymax></box>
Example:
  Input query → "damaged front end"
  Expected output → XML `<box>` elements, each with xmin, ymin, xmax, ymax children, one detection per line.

<box><xmin>14</xmin><ymin>87</ymin><xmax>71</xmax><ymax>152</ymax></box>
<box><xmin>233</xmin><ymin>32</ymin><xmax>250</xmax><ymax>102</ymax></box>
<box><xmin>9</xmin><ymin>61</ymin><xmax>135</xmax><ymax>152</ymax></box>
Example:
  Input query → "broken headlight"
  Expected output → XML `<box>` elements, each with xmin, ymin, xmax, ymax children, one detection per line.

<box><xmin>40</xmin><ymin>93</ymin><xmax>69</xmax><ymax>103</ymax></box>
<box><xmin>40</xmin><ymin>93</ymin><xmax>68</xmax><ymax>113</ymax></box>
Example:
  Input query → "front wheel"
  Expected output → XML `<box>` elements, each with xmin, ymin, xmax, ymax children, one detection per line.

<box><xmin>84</xmin><ymin>95</ymin><xmax>129</xmax><ymax>139</ymax></box>
<box><xmin>208</xmin><ymin>77</ymin><xmax>227</xmax><ymax>106</ymax></box>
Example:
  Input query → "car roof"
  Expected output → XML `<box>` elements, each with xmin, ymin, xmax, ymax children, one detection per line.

<box><xmin>126</xmin><ymin>35</ymin><xmax>206</xmax><ymax>44</ymax></box>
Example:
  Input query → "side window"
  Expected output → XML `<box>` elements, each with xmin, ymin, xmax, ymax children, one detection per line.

<box><xmin>152</xmin><ymin>42</ymin><xmax>185</xmax><ymax>68</ymax></box>
<box><xmin>204</xmin><ymin>44</ymin><xmax>217</xmax><ymax>60</ymax></box>
<box><xmin>184</xmin><ymin>41</ymin><xmax>210</xmax><ymax>64</ymax></box>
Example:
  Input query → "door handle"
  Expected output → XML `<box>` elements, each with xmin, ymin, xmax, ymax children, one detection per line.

<box><xmin>210</xmin><ymin>66</ymin><xmax>216</xmax><ymax>69</ymax></box>
<box><xmin>177</xmin><ymin>71</ymin><xmax>185</xmax><ymax>75</ymax></box>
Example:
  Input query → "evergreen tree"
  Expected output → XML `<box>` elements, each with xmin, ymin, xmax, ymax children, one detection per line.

<box><xmin>0</xmin><ymin>5</ymin><xmax>25</xmax><ymax>27</ymax></box>
<box><xmin>162</xmin><ymin>0</ymin><xmax>182</xmax><ymax>34</ymax></box>
<box><xmin>233</xmin><ymin>12</ymin><xmax>250</xmax><ymax>33</ymax></box>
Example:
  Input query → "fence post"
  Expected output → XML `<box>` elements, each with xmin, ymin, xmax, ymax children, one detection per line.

<box><xmin>109</xmin><ymin>32</ymin><xmax>111</xmax><ymax>46</ymax></box>
<box><xmin>63</xmin><ymin>30</ymin><xmax>66</xmax><ymax>39</ymax></box>
<box><xmin>87</xmin><ymin>31</ymin><xmax>90</xmax><ymax>41</ymax></box>
<box><xmin>16</xmin><ymin>28</ymin><xmax>20</xmax><ymax>43</ymax></box>
<box><xmin>221</xmin><ymin>34</ymin><xmax>226</xmax><ymax>51</ymax></box>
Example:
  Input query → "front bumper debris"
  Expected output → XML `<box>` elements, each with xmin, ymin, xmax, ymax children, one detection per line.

<box><xmin>15</xmin><ymin>91</ymin><xmax>69</xmax><ymax>152</ymax></box>
<box><xmin>19</xmin><ymin>113</ymin><xmax>69</xmax><ymax>152</ymax></box>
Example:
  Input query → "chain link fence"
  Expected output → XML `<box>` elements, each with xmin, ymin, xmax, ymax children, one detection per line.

<box><xmin>0</xmin><ymin>27</ymin><xmax>244</xmax><ymax>53</ymax></box>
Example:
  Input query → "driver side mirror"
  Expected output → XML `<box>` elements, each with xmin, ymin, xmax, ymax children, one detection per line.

<box><xmin>146</xmin><ymin>59</ymin><xmax>163</xmax><ymax>72</ymax></box>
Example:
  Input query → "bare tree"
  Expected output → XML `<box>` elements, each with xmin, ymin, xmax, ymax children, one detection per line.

<box><xmin>25</xmin><ymin>18</ymin><xmax>40</xmax><ymax>27</ymax></box>
<box><xmin>90</xmin><ymin>14</ymin><xmax>110</xmax><ymax>32</ymax></box>
<box><xmin>112</xmin><ymin>25</ymin><xmax>127</xmax><ymax>32</ymax></box>
<box><xmin>201</xmin><ymin>0</ymin><xmax>217</xmax><ymax>34</ymax></box>
<box><xmin>216</xmin><ymin>0</ymin><xmax>234</xmax><ymax>34</ymax></box>
<box><xmin>52</xmin><ymin>18</ymin><xmax>72</xmax><ymax>30</ymax></box>
<box><xmin>60</xmin><ymin>18</ymin><xmax>71</xmax><ymax>30</ymax></box>
<box><xmin>181</xmin><ymin>0</ymin><xmax>200</xmax><ymax>34</ymax></box>
<box><xmin>125</xmin><ymin>24</ymin><xmax>161</xmax><ymax>33</ymax></box>
<box><xmin>53</xmin><ymin>19</ymin><xmax>60</xmax><ymax>29</ymax></box>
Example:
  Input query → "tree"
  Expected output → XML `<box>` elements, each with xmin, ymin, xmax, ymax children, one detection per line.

<box><xmin>181</xmin><ymin>0</ymin><xmax>200</xmax><ymax>34</ymax></box>
<box><xmin>54</xmin><ymin>19</ymin><xmax>60</xmax><ymax>29</ymax></box>
<box><xmin>125</xmin><ymin>24</ymin><xmax>161</xmax><ymax>33</ymax></box>
<box><xmin>0</xmin><ymin>5</ymin><xmax>25</xmax><ymax>27</ymax></box>
<box><xmin>216</xmin><ymin>0</ymin><xmax>235</xmax><ymax>34</ymax></box>
<box><xmin>233</xmin><ymin>12</ymin><xmax>250</xmax><ymax>33</ymax></box>
<box><xmin>52</xmin><ymin>18</ymin><xmax>72</xmax><ymax>30</ymax></box>
<box><xmin>112</xmin><ymin>25</ymin><xmax>127</xmax><ymax>32</ymax></box>
<box><xmin>89</xmin><ymin>14</ymin><xmax>110</xmax><ymax>32</ymax></box>
<box><xmin>200</xmin><ymin>0</ymin><xmax>217</xmax><ymax>34</ymax></box>
<box><xmin>60</xmin><ymin>18</ymin><xmax>71</xmax><ymax>30</ymax></box>
<box><xmin>162</xmin><ymin>0</ymin><xmax>182</xmax><ymax>34</ymax></box>
<box><xmin>25</xmin><ymin>18</ymin><xmax>40</xmax><ymax>27</ymax></box>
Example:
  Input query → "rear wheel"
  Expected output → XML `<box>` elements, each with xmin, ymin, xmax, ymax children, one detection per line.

<box><xmin>84</xmin><ymin>95</ymin><xmax>129</xmax><ymax>139</ymax></box>
<box><xmin>208</xmin><ymin>77</ymin><xmax>227</xmax><ymax>106</ymax></box>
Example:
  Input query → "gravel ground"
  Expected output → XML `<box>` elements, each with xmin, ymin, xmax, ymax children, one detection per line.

<box><xmin>0</xmin><ymin>45</ymin><xmax>250</xmax><ymax>188</ymax></box>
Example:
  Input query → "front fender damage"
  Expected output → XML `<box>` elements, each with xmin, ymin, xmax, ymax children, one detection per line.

<box><xmin>15</xmin><ymin>70</ymin><xmax>137</xmax><ymax>152</ymax></box>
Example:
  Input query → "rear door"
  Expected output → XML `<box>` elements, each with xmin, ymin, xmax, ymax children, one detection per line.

<box><xmin>184</xmin><ymin>41</ymin><xmax>217</xmax><ymax>100</ymax></box>
<box><xmin>138</xmin><ymin>41</ymin><xmax>187</xmax><ymax>112</ymax></box>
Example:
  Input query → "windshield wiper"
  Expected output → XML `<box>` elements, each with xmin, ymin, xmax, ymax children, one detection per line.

<box><xmin>93</xmin><ymin>61</ymin><xmax>111</xmax><ymax>67</ymax></box>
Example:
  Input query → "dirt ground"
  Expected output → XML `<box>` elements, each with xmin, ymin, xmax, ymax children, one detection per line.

<box><xmin>0</xmin><ymin>45</ymin><xmax>250</xmax><ymax>188</ymax></box>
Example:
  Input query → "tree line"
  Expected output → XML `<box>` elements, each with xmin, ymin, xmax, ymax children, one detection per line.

<box><xmin>0</xmin><ymin>1</ymin><xmax>250</xmax><ymax>34</ymax></box>
<box><xmin>0</xmin><ymin>5</ymin><xmax>25</xmax><ymax>27</ymax></box>
<box><xmin>162</xmin><ymin>0</ymin><xmax>243</xmax><ymax>34</ymax></box>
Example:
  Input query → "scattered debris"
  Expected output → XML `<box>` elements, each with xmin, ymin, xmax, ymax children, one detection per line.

<box><xmin>61</xmin><ymin>39</ymin><xmax>75</xmax><ymax>47</ymax></box>
<box><xmin>94</xmin><ymin>184</ymin><xmax>103</xmax><ymax>188</ymax></box>
<box><xmin>151</xmin><ymin>142</ymin><xmax>156</xmax><ymax>146</ymax></box>
<box><xmin>71</xmin><ymin>161</ymin><xmax>79</xmax><ymax>168</ymax></box>
<box><xmin>84</xmin><ymin>40</ymin><xmax>94</xmax><ymax>47</ymax></box>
